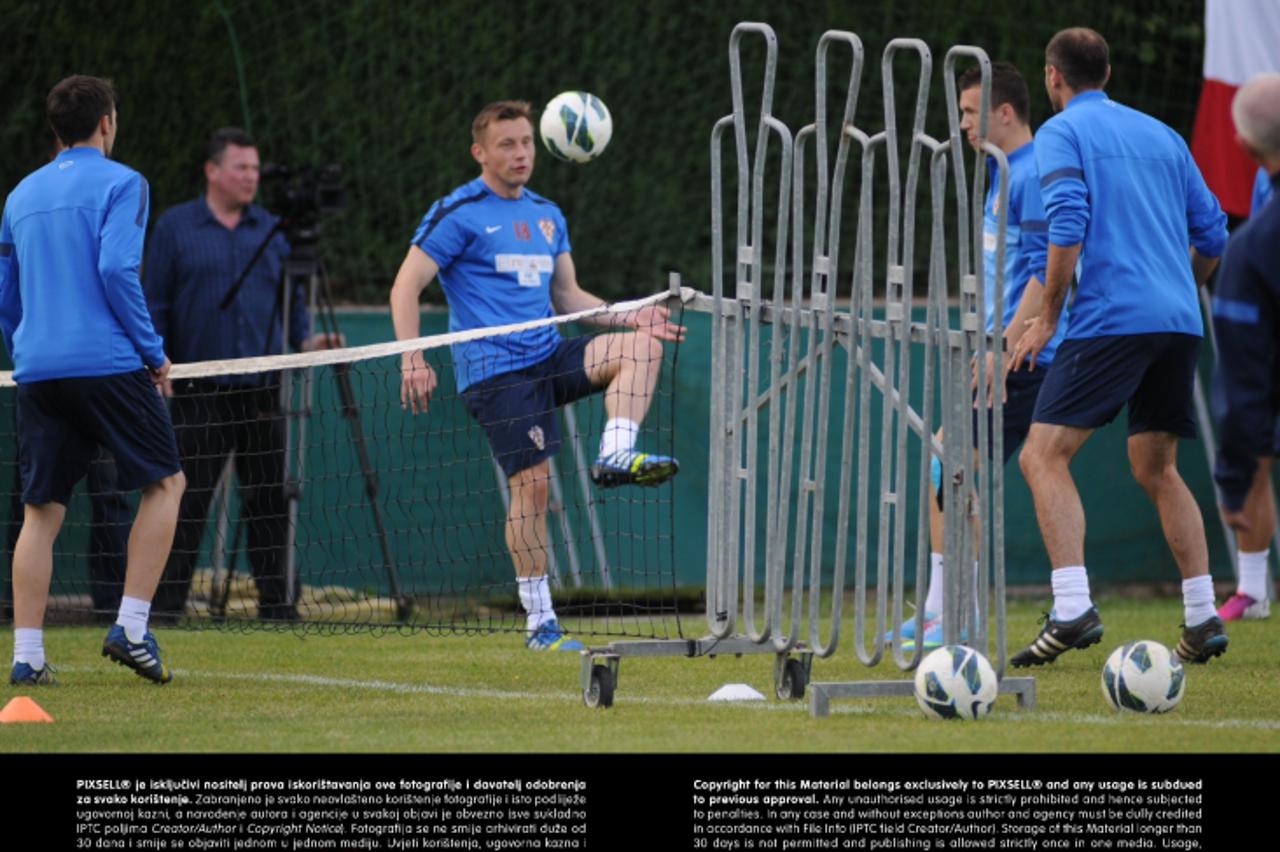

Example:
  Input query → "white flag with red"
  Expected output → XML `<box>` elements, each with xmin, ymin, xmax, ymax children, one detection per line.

<box><xmin>1191</xmin><ymin>0</ymin><xmax>1280</xmax><ymax>217</ymax></box>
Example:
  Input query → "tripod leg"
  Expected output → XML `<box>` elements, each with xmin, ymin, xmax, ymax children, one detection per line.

<box><xmin>334</xmin><ymin>363</ymin><xmax>413</xmax><ymax>621</ymax></box>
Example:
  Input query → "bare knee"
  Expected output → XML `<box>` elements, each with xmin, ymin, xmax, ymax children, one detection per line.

<box><xmin>634</xmin><ymin>331</ymin><xmax>663</xmax><ymax>364</ymax></box>
<box><xmin>509</xmin><ymin>465</ymin><xmax>550</xmax><ymax>514</ymax></box>
<box><xmin>1126</xmin><ymin>434</ymin><xmax>1180</xmax><ymax>498</ymax></box>
<box><xmin>1018</xmin><ymin>440</ymin><xmax>1048</xmax><ymax>482</ymax></box>
<box><xmin>144</xmin><ymin>470</ymin><xmax>187</xmax><ymax>501</ymax></box>
<box><xmin>1128</xmin><ymin>455</ymin><xmax>1176</xmax><ymax>498</ymax></box>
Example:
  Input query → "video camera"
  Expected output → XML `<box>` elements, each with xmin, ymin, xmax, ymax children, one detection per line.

<box><xmin>260</xmin><ymin>163</ymin><xmax>346</xmax><ymax>246</ymax></box>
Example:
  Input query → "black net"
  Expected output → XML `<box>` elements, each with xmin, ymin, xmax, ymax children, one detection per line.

<box><xmin>0</xmin><ymin>299</ymin><xmax>685</xmax><ymax>639</ymax></box>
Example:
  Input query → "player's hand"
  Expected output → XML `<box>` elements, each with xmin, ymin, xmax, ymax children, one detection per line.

<box><xmin>626</xmin><ymin>304</ymin><xmax>686</xmax><ymax>342</ymax></box>
<box><xmin>400</xmin><ymin>352</ymin><xmax>437</xmax><ymax>415</ymax></box>
<box><xmin>305</xmin><ymin>332</ymin><xmax>346</xmax><ymax>351</ymax></box>
<box><xmin>1220</xmin><ymin>505</ymin><xmax>1251</xmax><ymax>535</ymax></box>
<box><xmin>970</xmin><ymin>350</ymin><xmax>1009</xmax><ymax>408</ymax></box>
<box><xmin>149</xmin><ymin>360</ymin><xmax>173</xmax><ymax>395</ymax></box>
<box><xmin>1010</xmin><ymin>315</ymin><xmax>1056</xmax><ymax>373</ymax></box>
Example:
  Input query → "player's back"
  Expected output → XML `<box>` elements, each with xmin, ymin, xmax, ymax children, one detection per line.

<box><xmin>1037</xmin><ymin>91</ymin><xmax>1226</xmax><ymax>339</ymax></box>
<box><xmin>2</xmin><ymin>147</ymin><xmax>150</xmax><ymax>381</ymax></box>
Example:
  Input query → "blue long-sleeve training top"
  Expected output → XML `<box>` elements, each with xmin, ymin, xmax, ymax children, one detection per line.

<box><xmin>143</xmin><ymin>197</ymin><xmax>306</xmax><ymax>385</ymax></box>
<box><xmin>0</xmin><ymin>147</ymin><xmax>165</xmax><ymax>382</ymax></box>
<box><xmin>1212</xmin><ymin>170</ymin><xmax>1280</xmax><ymax>511</ymax></box>
<box><xmin>983</xmin><ymin>141</ymin><xmax>1067</xmax><ymax>365</ymax></box>
<box><xmin>1035</xmin><ymin>91</ymin><xmax>1228</xmax><ymax>339</ymax></box>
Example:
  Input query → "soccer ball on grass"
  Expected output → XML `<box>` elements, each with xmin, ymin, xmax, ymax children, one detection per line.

<box><xmin>1100</xmin><ymin>640</ymin><xmax>1185</xmax><ymax>714</ymax></box>
<box><xmin>913</xmin><ymin>645</ymin><xmax>998</xmax><ymax>721</ymax></box>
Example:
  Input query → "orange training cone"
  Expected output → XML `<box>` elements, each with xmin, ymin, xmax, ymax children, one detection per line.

<box><xmin>0</xmin><ymin>696</ymin><xmax>54</xmax><ymax>723</ymax></box>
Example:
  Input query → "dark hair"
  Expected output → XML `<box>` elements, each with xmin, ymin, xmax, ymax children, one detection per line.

<box><xmin>46</xmin><ymin>75</ymin><xmax>116</xmax><ymax>146</ymax></box>
<box><xmin>207</xmin><ymin>127</ymin><xmax>256</xmax><ymax>164</ymax></box>
<box><xmin>957</xmin><ymin>61</ymin><xmax>1030</xmax><ymax>125</ymax></box>
<box><xmin>471</xmin><ymin>100</ymin><xmax>534</xmax><ymax>143</ymax></box>
<box><xmin>1046</xmin><ymin>27</ymin><xmax>1110</xmax><ymax>91</ymax></box>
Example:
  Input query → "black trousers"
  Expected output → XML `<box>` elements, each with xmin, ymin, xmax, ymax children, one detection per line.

<box><xmin>153</xmin><ymin>381</ymin><xmax>297</xmax><ymax>619</ymax></box>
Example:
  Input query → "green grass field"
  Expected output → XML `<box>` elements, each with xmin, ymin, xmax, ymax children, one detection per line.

<box><xmin>2</xmin><ymin>597</ymin><xmax>1277</xmax><ymax>753</ymax></box>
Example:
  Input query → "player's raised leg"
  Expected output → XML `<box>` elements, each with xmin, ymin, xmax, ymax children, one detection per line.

<box><xmin>583</xmin><ymin>330</ymin><xmax>679</xmax><ymax>488</ymax></box>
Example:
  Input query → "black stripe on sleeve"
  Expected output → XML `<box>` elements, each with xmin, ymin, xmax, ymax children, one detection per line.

<box><xmin>0</xmin><ymin>243</ymin><xmax>12</xmax><ymax>257</ymax></box>
<box><xmin>1039</xmin><ymin>167</ymin><xmax>1084</xmax><ymax>188</ymax></box>
<box><xmin>1021</xmin><ymin>219</ymin><xmax>1049</xmax><ymax>233</ymax></box>
<box><xmin>416</xmin><ymin>190</ymin><xmax>487</xmax><ymax>247</ymax></box>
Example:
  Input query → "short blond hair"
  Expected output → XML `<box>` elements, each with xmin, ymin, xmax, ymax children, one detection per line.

<box><xmin>471</xmin><ymin>100</ymin><xmax>534</xmax><ymax>144</ymax></box>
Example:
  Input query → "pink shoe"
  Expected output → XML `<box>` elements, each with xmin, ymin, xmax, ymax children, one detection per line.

<box><xmin>1217</xmin><ymin>593</ymin><xmax>1271</xmax><ymax>622</ymax></box>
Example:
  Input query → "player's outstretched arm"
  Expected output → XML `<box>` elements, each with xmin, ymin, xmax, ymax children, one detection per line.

<box><xmin>549</xmin><ymin>253</ymin><xmax>685</xmax><ymax>342</ymax></box>
<box><xmin>390</xmin><ymin>245</ymin><xmax>440</xmax><ymax>414</ymax></box>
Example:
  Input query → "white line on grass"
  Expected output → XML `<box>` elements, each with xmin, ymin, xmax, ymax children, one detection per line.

<box><xmin>146</xmin><ymin>668</ymin><xmax>1280</xmax><ymax>732</ymax></box>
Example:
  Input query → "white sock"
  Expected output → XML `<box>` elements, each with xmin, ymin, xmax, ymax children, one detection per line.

<box><xmin>1051</xmin><ymin>566</ymin><xmax>1093</xmax><ymax>621</ymax></box>
<box><xmin>13</xmin><ymin>628</ymin><xmax>45</xmax><ymax>670</ymax></box>
<box><xmin>925</xmin><ymin>555</ymin><xmax>982</xmax><ymax>619</ymax></box>
<box><xmin>925</xmin><ymin>553</ymin><xmax>945</xmax><ymax>615</ymax></box>
<box><xmin>1182</xmin><ymin>575</ymin><xmax>1216</xmax><ymax>627</ymax></box>
<box><xmin>518</xmin><ymin>576</ymin><xmax>556</xmax><ymax>632</ymax></box>
<box><xmin>116</xmin><ymin>596</ymin><xmax>152</xmax><ymax>643</ymax></box>
<box><xmin>598</xmin><ymin>418</ymin><xmax>639</xmax><ymax>459</ymax></box>
<box><xmin>1237</xmin><ymin>549</ymin><xmax>1270</xmax><ymax>602</ymax></box>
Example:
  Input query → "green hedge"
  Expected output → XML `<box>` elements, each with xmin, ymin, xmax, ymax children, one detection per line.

<box><xmin>2</xmin><ymin>0</ymin><xmax>1204</xmax><ymax>303</ymax></box>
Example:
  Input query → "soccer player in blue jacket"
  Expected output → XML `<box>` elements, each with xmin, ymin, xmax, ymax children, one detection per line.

<box><xmin>1213</xmin><ymin>73</ymin><xmax>1280</xmax><ymax>622</ymax></box>
<box><xmin>1009</xmin><ymin>29</ymin><xmax>1231</xmax><ymax>666</ymax></box>
<box><xmin>389</xmin><ymin>101</ymin><xmax>685</xmax><ymax>652</ymax></box>
<box><xmin>890</xmin><ymin>62</ymin><xmax>1067</xmax><ymax>652</ymax></box>
<box><xmin>0</xmin><ymin>76</ymin><xmax>186</xmax><ymax>685</ymax></box>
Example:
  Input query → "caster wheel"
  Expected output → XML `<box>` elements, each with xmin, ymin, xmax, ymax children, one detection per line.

<box><xmin>584</xmin><ymin>666</ymin><xmax>615</xmax><ymax>709</ymax></box>
<box><xmin>777</xmin><ymin>658</ymin><xmax>806</xmax><ymax>700</ymax></box>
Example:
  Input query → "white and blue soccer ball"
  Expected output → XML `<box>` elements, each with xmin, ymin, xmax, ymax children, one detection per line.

<box><xmin>1101</xmin><ymin>640</ymin><xmax>1185</xmax><ymax>714</ymax></box>
<box><xmin>539</xmin><ymin>91</ymin><xmax>613</xmax><ymax>163</ymax></box>
<box><xmin>914</xmin><ymin>645</ymin><xmax>999</xmax><ymax>721</ymax></box>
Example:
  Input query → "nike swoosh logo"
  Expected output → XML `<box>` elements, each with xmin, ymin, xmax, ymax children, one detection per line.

<box><xmin>486</xmin><ymin>225</ymin><xmax>502</xmax><ymax>234</ymax></box>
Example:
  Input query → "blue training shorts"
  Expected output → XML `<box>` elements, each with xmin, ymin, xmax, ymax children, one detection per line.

<box><xmin>1031</xmin><ymin>333</ymin><xmax>1199</xmax><ymax>438</ymax></box>
<box><xmin>16</xmin><ymin>369</ymin><xmax>181</xmax><ymax>505</ymax></box>
<box><xmin>462</xmin><ymin>336</ymin><xmax>600</xmax><ymax>478</ymax></box>
<box><xmin>978</xmin><ymin>363</ymin><xmax>1049</xmax><ymax>464</ymax></box>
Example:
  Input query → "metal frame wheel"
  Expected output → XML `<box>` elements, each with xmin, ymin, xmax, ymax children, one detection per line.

<box><xmin>777</xmin><ymin>657</ymin><xmax>806</xmax><ymax>700</ymax></box>
<box><xmin>584</xmin><ymin>665</ymin><xmax>615</xmax><ymax>709</ymax></box>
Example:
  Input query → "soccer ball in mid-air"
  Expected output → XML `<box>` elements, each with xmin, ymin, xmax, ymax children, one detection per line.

<box><xmin>1101</xmin><ymin>640</ymin><xmax>1185</xmax><ymax>714</ymax></box>
<box><xmin>539</xmin><ymin>91</ymin><xmax>612</xmax><ymax>163</ymax></box>
<box><xmin>914</xmin><ymin>645</ymin><xmax>998</xmax><ymax>720</ymax></box>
